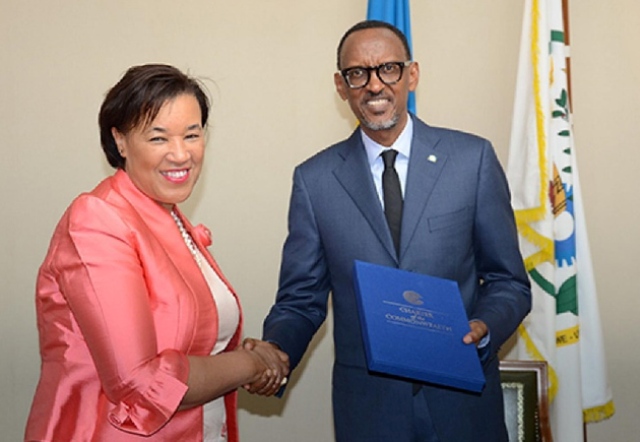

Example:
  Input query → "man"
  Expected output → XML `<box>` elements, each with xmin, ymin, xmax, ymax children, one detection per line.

<box><xmin>260</xmin><ymin>20</ymin><xmax>531</xmax><ymax>441</ymax></box>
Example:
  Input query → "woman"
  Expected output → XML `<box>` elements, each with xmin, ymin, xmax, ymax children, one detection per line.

<box><xmin>25</xmin><ymin>64</ymin><xmax>288</xmax><ymax>441</ymax></box>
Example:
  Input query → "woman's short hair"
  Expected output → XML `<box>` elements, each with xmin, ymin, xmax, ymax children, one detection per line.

<box><xmin>98</xmin><ymin>64</ymin><xmax>210</xmax><ymax>169</ymax></box>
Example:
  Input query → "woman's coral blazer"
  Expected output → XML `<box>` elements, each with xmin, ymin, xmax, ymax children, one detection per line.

<box><xmin>25</xmin><ymin>170</ymin><xmax>242</xmax><ymax>441</ymax></box>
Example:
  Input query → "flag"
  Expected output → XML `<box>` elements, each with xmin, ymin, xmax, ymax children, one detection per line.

<box><xmin>367</xmin><ymin>0</ymin><xmax>416</xmax><ymax>114</ymax></box>
<box><xmin>507</xmin><ymin>0</ymin><xmax>615</xmax><ymax>440</ymax></box>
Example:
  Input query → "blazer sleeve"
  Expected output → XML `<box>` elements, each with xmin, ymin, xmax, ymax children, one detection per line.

<box><xmin>51</xmin><ymin>195</ymin><xmax>189</xmax><ymax>436</ymax></box>
<box><xmin>471</xmin><ymin>142</ymin><xmax>532</xmax><ymax>353</ymax></box>
<box><xmin>262</xmin><ymin>166</ymin><xmax>331</xmax><ymax>370</ymax></box>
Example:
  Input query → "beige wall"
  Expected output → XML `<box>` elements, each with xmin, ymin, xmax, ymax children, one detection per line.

<box><xmin>1</xmin><ymin>1</ymin><xmax>637</xmax><ymax>440</ymax></box>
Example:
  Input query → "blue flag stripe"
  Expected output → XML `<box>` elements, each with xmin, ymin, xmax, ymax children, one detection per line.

<box><xmin>367</xmin><ymin>0</ymin><xmax>416</xmax><ymax>114</ymax></box>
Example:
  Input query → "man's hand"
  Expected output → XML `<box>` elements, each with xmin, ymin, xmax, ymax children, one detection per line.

<box><xmin>241</xmin><ymin>338</ymin><xmax>290</xmax><ymax>396</ymax></box>
<box><xmin>463</xmin><ymin>320</ymin><xmax>488</xmax><ymax>346</ymax></box>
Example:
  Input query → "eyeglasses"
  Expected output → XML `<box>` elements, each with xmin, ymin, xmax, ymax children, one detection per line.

<box><xmin>340</xmin><ymin>61</ymin><xmax>412</xmax><ymax>89</ymax></box>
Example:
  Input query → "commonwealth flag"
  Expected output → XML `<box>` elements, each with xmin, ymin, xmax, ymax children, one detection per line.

<box><xmin>366</xmin><ymin>0</ymin><xmax>416</xmax><ymax>114</ymax></box>
<box><xmin>507</xmin><ymin>0</ymin><xmax>615</xmax><ymax>440</ymax></box>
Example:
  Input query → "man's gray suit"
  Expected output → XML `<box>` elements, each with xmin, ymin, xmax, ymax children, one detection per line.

<box><xmin>263</xmin><ymin>116</ymin><xmax>531</xmax><ymax>441</ymax></box>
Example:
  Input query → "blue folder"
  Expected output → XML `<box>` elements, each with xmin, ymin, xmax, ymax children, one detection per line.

<box><xmin>353</xmin><ymin>260</ymin><xmax>485</xmax><ymax>392</ymax></box>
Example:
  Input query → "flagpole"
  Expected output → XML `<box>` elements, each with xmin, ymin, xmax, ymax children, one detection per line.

<box><xmin>562</xmin><ymin>4</ymin><xmax>588</xmax><ymax>440</ymax></box>
<box><xmin>563</xmin><ymin>4</ymin><xmax>595</xmax><ymax>441</ymax></box>
<box><xmin>562</xmin><ymin>0</ymin><xmax>572</xmax><ymax>107</ymax></box>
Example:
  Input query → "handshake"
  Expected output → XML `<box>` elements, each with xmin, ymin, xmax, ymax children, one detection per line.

<box><xmin>240</xmin><ymin>338</ymin><xmax>290</xmax><ymax>397</ymax></box>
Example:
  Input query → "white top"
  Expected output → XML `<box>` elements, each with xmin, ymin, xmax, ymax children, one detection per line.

<box><xmin>172</xmin><ymin>212</ymin><xmax>239</xmax><ymax>442</ymax></box>
<box><xmin>198</xmin><ymin>246</ymin><xmax>239</xmax><ymax>442</ymax></box>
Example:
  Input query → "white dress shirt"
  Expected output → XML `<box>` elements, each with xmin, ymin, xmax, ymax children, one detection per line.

<box><xmin>361</xmin><ymin>114</ymin><xmax>413</xmax><ymax>209</ymax></box>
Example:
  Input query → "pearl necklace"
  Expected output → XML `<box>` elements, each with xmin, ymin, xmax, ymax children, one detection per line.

<box><xmin>171</xmin><ymin>210</ymin><xmax>202</xmax><ymax>267</ymax></box>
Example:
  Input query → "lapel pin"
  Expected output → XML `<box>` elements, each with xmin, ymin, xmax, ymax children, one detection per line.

<box><xmin>427</xmin><ymin>154</ymin><xmax>437</xmax><ymax>163</ymax></box>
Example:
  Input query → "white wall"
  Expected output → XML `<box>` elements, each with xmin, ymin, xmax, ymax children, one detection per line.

<box><xmin>1</xmin><ymin>1</ymin><xmax>637</xmax><ymax>441</ymax></box>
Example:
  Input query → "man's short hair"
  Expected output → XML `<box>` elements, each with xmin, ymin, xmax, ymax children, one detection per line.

<box><xmin>336</xmin><ymin>20</ymin><xmax>412</xmax><ymax>69</ymax></box>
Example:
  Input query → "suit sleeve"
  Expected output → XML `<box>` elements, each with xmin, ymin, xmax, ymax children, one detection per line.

<box><xmin>53</xmin><ymin>195</ymin><xmax>189</xmax><ymax>436</ymax></box>
<box><xmin>471</xmin><ymin>142</ymin><xmax>532</xmax><ymax>354</ymax></box>
<box><xmin>262</xmin><ymin>167</ymin><xmax>331</xmax><ymax>371</ymax></box>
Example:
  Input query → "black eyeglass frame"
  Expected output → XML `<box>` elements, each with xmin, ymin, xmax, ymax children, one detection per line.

<box><xmin>339</xmin><ymin>61</ymin><xmax>412</xmax><ymax>89</ymax></box>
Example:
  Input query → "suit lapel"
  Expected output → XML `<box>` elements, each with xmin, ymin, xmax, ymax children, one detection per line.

<box><xmin>400</xmin><ymin>119</ymin><xmax>447</xmax><ymax>259</ymax></box>
<box><xmin>333</xmin><ymin>130</ymin><xmax>398</xmax><ymax>260</ymax></box>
